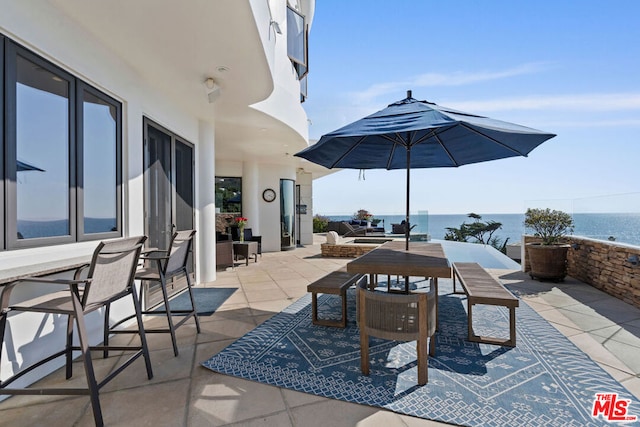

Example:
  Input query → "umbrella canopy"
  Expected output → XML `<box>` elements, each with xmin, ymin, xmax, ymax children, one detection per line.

<box><xmin>295</xmin><ymin>91</ymin><xmax>556</xmax><ymax>249</ymax></box>
<box><xmin>17</xmin><ymin>160</ymin><xmax>45</xmax><ymax>172</ymax></box>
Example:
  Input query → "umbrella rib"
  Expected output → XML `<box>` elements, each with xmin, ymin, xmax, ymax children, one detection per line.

<box><xmin>330</xmin><ymin>135</ymin><xmax>369</xmax><ymax>168</ymax></box>
<box><xmin>382</xmin><ymin>133</ymin><xmax>407</xmax><ymax>169</ymax></box>
<box><xmin>432</xmin><ymin>132</ymin><xmax>461</xmax><ymax>166</ymax></box>
<box><xmin>459</xmin><ymin>123</ymin><xmax>528</xmax><ymax>156</ymax></box>
<box><xmin>382</xmin><ymin>133</ymin><xmax>407</xmax><ymax>147</ymax></box>
<box><xmin>411</xmin><ymin>129</ymin><xmax>437</xmax><ymax>146</ymax></box>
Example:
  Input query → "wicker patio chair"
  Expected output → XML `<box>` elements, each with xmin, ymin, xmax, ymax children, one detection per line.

<box><xmin>357</xmin><ymin>280</ymin><xmax>436</xmax><ymax>385</ymax></box>
<box><xmin>107</xmin><ymin>230</ymin><xmax>200</xmax><ymax>357</ymax></box>
<box><xmin>243</xmin><ymin>228</ymin><xmax>262</xmax><ymax>256</ymax></box>
<box><xmin>216</xmin><ymin>239</ymin><xmax>234</xmax><ymax>269</ymax></box>
<box><xmin>0</xmin><ymin>236</ymin><xmax>153</xmax><ymax>427</ymax></box>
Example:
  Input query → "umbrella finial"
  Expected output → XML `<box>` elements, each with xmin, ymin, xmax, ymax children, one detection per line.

<box><xmin>407</xmin><ymin>90</ymin><xmax>412</xmax><ymax>99</ymax></box>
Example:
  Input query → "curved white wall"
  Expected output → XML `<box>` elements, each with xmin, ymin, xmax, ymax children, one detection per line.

<box><xmin>250</xmin><ymin>0</ymin><xmax>310</xmax><ymax>143</ymax></box>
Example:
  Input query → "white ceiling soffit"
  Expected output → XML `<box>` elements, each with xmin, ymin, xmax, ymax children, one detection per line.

<box><xmin>47</xmin><ymin>0</ymin><xmax>274</xmax><ymax>120</ymax></box>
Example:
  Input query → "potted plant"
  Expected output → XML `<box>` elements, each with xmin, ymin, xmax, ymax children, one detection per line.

<box><xmin>363</xmin><ymin>213</ymin><xmax>373</xmax><ymax>228</ymax></box>
<box><xmin>524</xmin><ymin>208</ymin><xmax>574</xmax><ymax>281</ymax></box>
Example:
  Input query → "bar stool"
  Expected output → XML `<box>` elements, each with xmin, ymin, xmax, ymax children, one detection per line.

<box><xmin>106</xmin><ymin>230</ymin><xmax>199</xmax><ymax>357</ymax></box>
<box><xmin>0</xmin><ymin>236</ymin><xmax>153</xmax><ymax>427</ymax></box>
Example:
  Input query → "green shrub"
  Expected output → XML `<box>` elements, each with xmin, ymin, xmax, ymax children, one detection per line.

<box><xmin>313</xmin><ymin>214</ymin><xmax>330</xmax><ymax>233</ymax></box>
<box><xmin>524</xmin><ymin>208</ymin><xmax>574</xmax><ymax>245</ymax></box>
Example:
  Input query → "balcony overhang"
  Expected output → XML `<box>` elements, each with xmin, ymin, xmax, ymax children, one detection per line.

<box><xmin>47</xmin><ymin>0</ymin><xmax>274</xmax><ymax>122</ymax></box>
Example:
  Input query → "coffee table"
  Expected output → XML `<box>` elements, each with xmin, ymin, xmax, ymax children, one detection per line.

<box><xmin>233</xmin><ymin>241</ymin><xmax>258</xmax><ymax>266</ymax></box>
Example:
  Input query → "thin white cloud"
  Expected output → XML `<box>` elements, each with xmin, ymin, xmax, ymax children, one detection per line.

<box><xmin>448</xmin><ymin>93</ymin><xmax>640</xmax><ymax>113</ymax></box>
<box><xmin>537</xmin><ymin>118</ymin><xmax>640</xmax><ymax>128</ymax></box>
<box><xmin>413</xmin><ymin>63</ymin><xmax>552</xmax><ymax>87</ymax></box>
<box><xmin>309</xmin><ymin>88</ymin><xmax>640</xmax><ymax>139</ymax></box>
<box><xmin>352</xmin><ymin>63</ymin><xmax>554</xmax><ymax>103</ymax></box>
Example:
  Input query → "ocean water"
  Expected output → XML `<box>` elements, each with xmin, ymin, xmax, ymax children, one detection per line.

<box><xmin>16</xmin><ymin>213</ymin><xmax>640</xmax><ymax>247</ymax></box>
<box><xmin>17</xmin><ymin>218</ymin><xmax>117</xmax><ymax>239</ymax></box>
<box><xmin>327</xmin><ymin>213</ymin><xmax>640</xmax><ymax>247</ymax></box>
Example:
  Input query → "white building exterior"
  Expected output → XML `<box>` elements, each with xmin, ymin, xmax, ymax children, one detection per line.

<box><xmin>0</xmin><ymin>0</ymin><xmax>327</xmax><ymax>388</ymax></box>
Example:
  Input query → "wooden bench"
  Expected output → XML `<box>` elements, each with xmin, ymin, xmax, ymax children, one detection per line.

<box><xmin>307</xmin><ymin>270</ymin><xmax>366</xmax><ymax>328</ymax></box>
<box><xmin>452</xmin><ymin>262</ymin><xmax>519</xmax><ymax>347</ymax></box>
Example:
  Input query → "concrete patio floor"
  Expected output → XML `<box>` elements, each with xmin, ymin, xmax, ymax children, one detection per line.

<box><xmin>1</xmin><ymin>235</ymin><xmax>639</xmax><ymax>426</ymax></box>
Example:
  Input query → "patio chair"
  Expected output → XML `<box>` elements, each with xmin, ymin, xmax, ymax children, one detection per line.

<box><xmin>216</xmin><ymin>239</ymin><xmax>234</xmax><ymax>269</ymax></box>
<box><xmin>326</xmin><ymin>221</ymin><xmax>343</xmax><ymax>234</ymax></box>
<box><xmin>106</xmin><ymin>230</ymin><xmax>200</xmax><ymax>357</ymax></box>
<box><xmin>243</xmin><ymin>228</ymin><xmax>262</xmax><ymax>256</ymax></box>
<box><xmin>0</xmin><ymin>236</ymin><xmax>153</xmax><ymax>427</ymax></box>
<box><xmin>342</xmin><ymin>222</ymin><xmax>367</xmax><ymax>237</ymax></box>
<box><xmin>357</xmin><ymin>280</ymin><xmax>436</xmax><ymax>385</ymax></box>
<box><xmin>391</xmin><ymin>221</ymin><xmax>417</xmax><ymax>235</ymax></box>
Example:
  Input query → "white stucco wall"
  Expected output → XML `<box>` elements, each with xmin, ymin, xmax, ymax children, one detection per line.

<box><xmin>0</xmin><ymin>1</ymin><xmax>215</xmax><ymax>386</ymax></box>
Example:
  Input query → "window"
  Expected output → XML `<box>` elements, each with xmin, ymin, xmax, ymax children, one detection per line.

<box><xmin>13</xmin><ymin>51</ymin><xmax>73</xmax><ymax>241</ymax></box>
<box><xmin>0</xmin><ymin>34</ymin><xmax>5</xmax><ymax>248</ymax></box>
<box><xmin>78</xmin><ymin>83</ymin><xmax>122</xmax><ymax>239</ymax></box>
<box><xmin>1</xmin><ymin>36</ymin><xmax>122</xmax><ymax>250</ymax></box>
<box><xmin>300</xmin><ymin>74</ymin><xmax>308</xmax><ymax>103</ymax></box>
<box><xmin>287</xmin><ymin>6</ymin><xmax>308</xmax><ymax>80</ymax></box>
<box><xmin>215</xmin><ymin>177</ymin><xmax>242</xmax><ymax>214</ymax></box>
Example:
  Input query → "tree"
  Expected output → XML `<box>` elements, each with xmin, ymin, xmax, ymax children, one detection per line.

<box><xmin>444</xmin><ymin>213</ymin><xmax>509</xmax><ymax>253</ymax></box>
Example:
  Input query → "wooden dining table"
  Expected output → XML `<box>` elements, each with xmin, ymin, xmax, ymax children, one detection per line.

<box><xmin>346</xmin><ymin>240</ymin><xmax>452</xmax><ymax>327</ymax></box>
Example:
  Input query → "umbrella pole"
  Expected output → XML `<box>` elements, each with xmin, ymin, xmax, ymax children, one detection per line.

<box><xmin>405</xmin><ymin>146</ymin><xmax>410</xmax><ymax>251</ymax></box>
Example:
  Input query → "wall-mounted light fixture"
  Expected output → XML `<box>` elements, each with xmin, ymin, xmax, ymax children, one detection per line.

<box><xmin>270</xmin><ymin>20</ymin><xmax>282</xmax><ymax>34</ymax></box>
<box><xmin>628</xmin><ymin>254</ymin><xmax>639</xmax><ymax>266</ymax></box>
<box><xmin>204</xmin><ymin>77</ymin><xmax>221</xmax><ymax>103</ymax></box>
<box><xmin>571</xmin><ymin>243</ymin><xmax>580</xmax><ymax>250</ymax></box>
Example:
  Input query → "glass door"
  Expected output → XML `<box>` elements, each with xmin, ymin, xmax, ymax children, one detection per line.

<box><xmin>143</xmin><ymin>118</ymin><xmax>194</xmax><ymax>307</ymax></box>
<box><xmin>144</xmin><ymin>124</ymin><xmax>172</xmax><ymax>251</ymax></box>
<box><xmin>280</xmin><ymin>179</ymin><xmax>295</xmax><ymax>250</ymax></box>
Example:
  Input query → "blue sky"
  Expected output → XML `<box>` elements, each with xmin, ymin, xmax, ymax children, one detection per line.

<box><xmin>301</xmin><ymin>1</ymin><xmax>640</xmax><ymax>215</ymax></box>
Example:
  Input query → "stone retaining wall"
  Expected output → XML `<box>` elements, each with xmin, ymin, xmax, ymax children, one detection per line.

<box><xmin>523</xmin><ymin>235</ymin><xmax>640</xmax><ymax>309</ymax></box>
<box><xmin>320</xmin><ymin>243</ymin><xmax>378</xmax><ymax>258</ymax></box>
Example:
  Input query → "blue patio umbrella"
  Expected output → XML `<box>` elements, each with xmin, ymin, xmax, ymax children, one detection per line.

<box><xmin>295</xmin><ymin>91</ymin><xmax>556</xmax><ymax>249</ymax></box>
<box><xmin>17</xmin><ymin>160</ymin><xmax>45</xmax><ymax>172</ymax></box>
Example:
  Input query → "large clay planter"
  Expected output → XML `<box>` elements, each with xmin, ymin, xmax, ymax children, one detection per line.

<box><xmin>526</xmin><ymin>243</ymin><xmax>570</xmax><ymax>282</ymax></box>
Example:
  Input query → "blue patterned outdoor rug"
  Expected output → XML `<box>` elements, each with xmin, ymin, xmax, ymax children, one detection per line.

<box><xmin>202</xmin><ymin>280</ymin><xmax>639</xmax><ymax>426</ymax></box>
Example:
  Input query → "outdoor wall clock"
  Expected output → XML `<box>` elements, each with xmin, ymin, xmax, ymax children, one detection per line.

<box><xmin>262</xmin><ymin>188</ymin><xmax>276</xmax><ymax>202</ymax></box>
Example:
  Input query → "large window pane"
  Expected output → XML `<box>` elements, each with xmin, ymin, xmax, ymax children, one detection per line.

<box><xmin>16</xmin><ymin>55</ymin><xmax>70</xmax><ymax>239</ymax></box>
<box><xmin>3</xmin><ymin>36</ymin><xmax>121</xmax><ymax>250</ymax></box>
<box><xmin>146</xmin><ymin>126</ymin><xmax>172</xmax><ymax>250</ymax></box>
<box><xmin>287</xmin><ymin>7</ymin><xmax>306</xmax><ymax>67</ymax></box>
<box><xmin>215</xmin><ymin>177</ymin><xmax>242</xmax><ymax>214</ymax></box>
<box><xmin>83</xmin><ymin>91</ymin><xmax>117</xmax><ymax>234</ymax></box>
<box><xmin>1</xmin><ymin>35</ymin><xmax>4</xmax><ymax>250</ymax></box>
